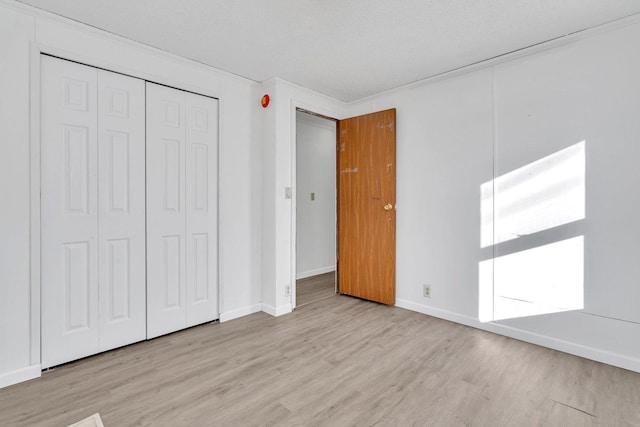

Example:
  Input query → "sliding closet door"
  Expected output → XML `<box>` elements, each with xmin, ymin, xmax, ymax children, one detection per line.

<box><xmin>146</xmin><ymin>83</ymin><xmax>218</xmax><ymax>338</ymax></box>
<box><xmin>41</xmin><ymin>56</ymin><xmax>100</xmax><ymax>368</ymax></box>
<box><xmin>146</xmin><ymin>83</ymin><xmax>188</xmax><ymax>338</ymax></box>
<box><xmin>97</xmin><ymin>69</ymin><xmax>146</xmax><ymax>351</ymax></box>
<box><xmin>185</xmin><ymin>92</ymin><xmax>218</xmax><ymax>327</ymax></box>
<box><xmin>41</xmin><ymin>56</ymin><xmax>146</xmax><ymax>368</ymax></box>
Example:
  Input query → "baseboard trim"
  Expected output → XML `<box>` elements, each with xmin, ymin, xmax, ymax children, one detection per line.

<box><xmin>0</xmin><ymin>364</ymin><xmax>41</xmax><ymax>389</ymax></box>
<box><xmin>296</xmin><ymin>266</ymin><xmax>335</xmax><ymax>280</ymax></box>
<box><xmin>395</xmin><ymin>298</ymin><xmax>640</xmax><ymax>374</ymax></box>
<box><xmin>261</xmin><ymin>303</ymin><xmax>293</xmax><ymax>317</ymax></box>
<box><xmin>219</xmin><ymin>303</ymin><xmax>262</xmax><ymax>323</ymax></box>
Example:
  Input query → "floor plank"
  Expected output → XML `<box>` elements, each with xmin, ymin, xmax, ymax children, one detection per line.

<box><xmin>296</xmin><ymin>271</ymin><xmax>335</xmax><ymax>306</ymax></box>
<box><xmin>1</xmin><ymin>295</ymin><xmax>639</xmax><ymax>426</ymax></box>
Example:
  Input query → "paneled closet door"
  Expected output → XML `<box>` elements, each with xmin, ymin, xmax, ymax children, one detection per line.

<box><xmin>146</xmin><ymin>83</ymin><xmax>219</xmax><ymax>338</ymax></box>
<box><xmin>97</xmin><ymin>69</ymin><xmax>146</xmax><ymax>351</ymax></box>
<box><xmin>41</xmin><ymin>56</ymin><xmax>100</xmax><ymax>368</ymax></box>
<box><xmin>41</xmin><ymin>56</ymin><xmax>146</xmax><ymax>368</ymax></box>
<box><xmin>146</xmin><ymin>83</ymin><xmax>188</xmax><ymax>338</ymax></box>
<box><xmin>185</xmin><ymin>92</ymin><xmax>218</xmax><ymax>327</ymax></box>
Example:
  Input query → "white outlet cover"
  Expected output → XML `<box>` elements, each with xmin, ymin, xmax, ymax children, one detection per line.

<box><xmin>423</xmin><ymin>285</ymin><xmax>431</xmax><ymax>298</ymax></box>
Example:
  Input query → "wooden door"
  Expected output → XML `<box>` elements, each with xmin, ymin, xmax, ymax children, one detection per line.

<box><xmin>41</xmin><ymin>55</ymin><xmax>100</xmax><ymax>368</ymax></box>
<box><xmin>337</xmin><ymin>109</ymin><xmax>396</xmax><ymax>305</ymax></box>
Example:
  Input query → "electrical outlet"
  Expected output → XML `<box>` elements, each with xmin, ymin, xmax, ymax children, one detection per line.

<box><xmin>423</xmin><ymin>284</ymin><xmax>431</xmax><ymax>298</ymax></box>
<box><xmin>285</xmin><ymin>284</ymin><xmax>291</xmax><ymax>297</ymax></box>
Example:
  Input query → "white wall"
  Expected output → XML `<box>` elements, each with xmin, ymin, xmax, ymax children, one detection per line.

<box><xmin>0</xmin><ymin>4</ymin><xmax>35</xmax><ymax>388</ymax></box>
<box><xmin>0</xmin><ymin>0</ymin><xmax>262</xmax><ymax>387</ymax></box>
<box><xmin>347</xmin><ymin>18</ymin><xmax>640</xmax><ymax>372</ymax></box>
<box><xmin>260</xmin><ymin>78</ymin><xmax>345</xmax><ymax>314</ymax></box>
<box><xmin>259</xmin><ymin>79</ymin><xmax>278</xmax><ymax>315</ymax></box>
<box><xmin>295</xmin><ymin>112</ymin><xmax>336</xmax><ymax>279</ymax></box>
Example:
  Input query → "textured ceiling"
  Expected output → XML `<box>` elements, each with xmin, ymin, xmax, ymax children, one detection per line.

<box><xmin>17</xmin><ymin>0</ymin><xmax>640</xmax><ymax>101</ymax></box>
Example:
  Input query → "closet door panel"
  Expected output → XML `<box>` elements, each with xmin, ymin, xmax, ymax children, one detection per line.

<box><xmin>97</xmin><ymin>69</ymin><xmax>146</xmax><ymax>351</ymax></box>
<box><xmin>186</xmin><ymin>93</ymin><xmax>219</xmax><ymax>326</ymax></box>
<box><xmin>146</xmin><ymin>83</ymin><xmax>187</xmax><ymax>338</ymax></box>
<box><xmin>41</xmin><ymin>56</ymin><xmax>100</xmax><ymax>368</ymax></box>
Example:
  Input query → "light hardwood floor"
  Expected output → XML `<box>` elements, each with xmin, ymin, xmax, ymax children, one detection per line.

<box><xmin>296</xmin><ymin>272</ymin><xmax>336</xmax><ymax>306</ymax></box>
<box><xmin>1</xmin><ymin>295</ymin><xmax>640</xmax><ymax>426</ymax></box>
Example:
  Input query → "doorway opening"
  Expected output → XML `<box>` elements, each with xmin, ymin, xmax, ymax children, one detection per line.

<box><xmin>295</xmin><ymin>109</ymin><xmax>338</xmax><ymax>307</ymax></box>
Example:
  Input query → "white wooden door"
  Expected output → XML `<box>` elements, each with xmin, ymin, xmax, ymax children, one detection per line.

<box><xmin>146</xmin><ymin>83</ymin><xmax>188</xmax><ymax>338</ymax></box>
<box><xmin>41</xmin><ymin>56</ymin><xmax>146</xmax><ymax>368</ymax></box>
<box><xmin>146</xmin><ymin>83</ymin><xmax>218</xmax><ymax>338</ymax></box>
<box><xmin>185</xmin><ymin>92</ymin><xmax>218</xmax><ymax>327</ymax></box>
<box><xmin>41</xmin><ymin>56</ymin><xmax>100</xmax><ymax>368</ymax></box>
<box><xmin>97</xmin><ymin>69</ymin><xmax>146</xmax><ymax>351</ymax></box>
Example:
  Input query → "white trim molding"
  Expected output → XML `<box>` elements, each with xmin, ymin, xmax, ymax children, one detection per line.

<box><xmin>261</xmin><ymin>303</ymin><xmax>293</xmax><ymax>317</ymax></box>
<box><xmin>296</xmin><ymin>266</ymin><xmax>336</xmax><ymax>280</ymax></box>
<box><xmin>219</xmin><ymin>304</ymin><xmax>262</xmax><ymax>323</ymax></box>
<box><xmin>0</xmin><ymin>365</ymin><xmax>41</xmax><ymax>389</ymax></box>
<box><xmin>396</xmin><ymin>299</ymin><xmax>640</xmax><ymax>374</ymax></box>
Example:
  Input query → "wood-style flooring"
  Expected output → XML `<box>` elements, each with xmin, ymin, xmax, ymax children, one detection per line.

<box><xmin>1</xmin><ymin>295</ymin><xmax>640</xmax><ymax>426</ymax></box>
<box><xmin>296</xmin><ymin>272</ymin><xmax>335</xmax><ymax>307</ymax></box>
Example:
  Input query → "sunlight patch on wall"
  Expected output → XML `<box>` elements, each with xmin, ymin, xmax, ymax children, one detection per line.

<box><xmin>479</xmin><ymin>236</ymin><xmax>584</xmax><ymax>322</ymax></box>
<box><xmin>481</xmin><ymin>141</ymin><xmax>585</xmax><ymax>248</ymax></box>
<box><xmin>479</xmin><ymin>141</ymin><xmax>586</xmax><ymax>322</ymax></box>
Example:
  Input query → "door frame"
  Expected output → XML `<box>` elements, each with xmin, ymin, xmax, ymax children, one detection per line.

<box><xmin>289</xmin><ymin>100</ymin><xmax>341</xmax><ymax>310</ymax></box>
<box><xmin>29</xmin><ymin>44</ymin><xmax>222</xmax><ymax>371</ymax></box>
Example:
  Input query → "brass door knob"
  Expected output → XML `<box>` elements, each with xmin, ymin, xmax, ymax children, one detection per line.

<box><xmin>384</xmin><ymin>203</ymin><xmax>393</xmax><ymax>211</ymax></box>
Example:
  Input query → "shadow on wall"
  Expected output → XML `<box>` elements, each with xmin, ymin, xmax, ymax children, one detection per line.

<box><xmin>479</xmin><ymin>141</ymin><xmax>586</xmax><ymax>322</ymax></box>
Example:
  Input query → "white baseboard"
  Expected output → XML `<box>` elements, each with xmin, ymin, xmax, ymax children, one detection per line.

<box><xmin>261</xmin><ymin>303</ymin><xmax>293</xmax><ymax>317</ymax></box>
<box><xmin>395</xmin><ymin>298</ymin><xmax>640</xmax><ymax>374</ymax></box>
<box><xmin>0</xmin><ymin>364</ymin><xmax>41</xmax><ymax>389</ymax></box>
<box><xmin>296</xmin><ymin>266</ymin><xmax>335</xmax><ymax>280</ymax></box>
<box><xmin>219</xmin><ymin>303</ymin><xmax>262</xmax><ymax>323</ymax></box>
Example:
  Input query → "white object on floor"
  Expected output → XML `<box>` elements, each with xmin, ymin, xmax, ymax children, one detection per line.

<box><xmin>67</xmin><ymin>413</ymin><xmax>104</xmax><ymax>427</ymax></box>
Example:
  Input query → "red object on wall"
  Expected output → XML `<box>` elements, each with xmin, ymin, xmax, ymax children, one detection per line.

<box><xmin>261</xmin><ymin>94</ymin><xmax>270</xmax><ymax>108</ymax></box>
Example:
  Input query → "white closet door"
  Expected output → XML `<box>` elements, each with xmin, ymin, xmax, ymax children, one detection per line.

<box><xmin>146</xmin><ymin>83</ymin><xmax>219</xmax><ymax>338</ymax></box>
<box><xmin>41</xmin><ymin>56</ymin><xmax>100</xmax><ymax>368</ymax></box>
<box><xmin>185</xmin><ymin>92</ymin><xmax>219</xmax><ymax>326</ymax></box>
<box><xmin>146</xmin><ymin>83</ymin><xmax>188</xmax><ymax>338</ymax></box>
<box><xmin>97</xmin><ymin>69</ymin><xmax>146</xmax><ymax>351</ymax></box>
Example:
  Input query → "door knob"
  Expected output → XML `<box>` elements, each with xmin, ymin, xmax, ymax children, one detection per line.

<box><xmin>384</xmin><ymin>203</ymin><xmax>393</xmax><ymax>211</ymax></box>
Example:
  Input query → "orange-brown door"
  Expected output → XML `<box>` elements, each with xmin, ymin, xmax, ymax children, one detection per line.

<box><xmin>337</xmin><ymin>108</ymin><xmax>396</xmax><ymax>305</ymax></box>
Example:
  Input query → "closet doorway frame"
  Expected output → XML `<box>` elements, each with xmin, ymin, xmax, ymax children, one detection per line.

<box><xmin>28</xmin><ymin>44</ymin><xmax>222</xmax><ymax>370</ymax></box>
